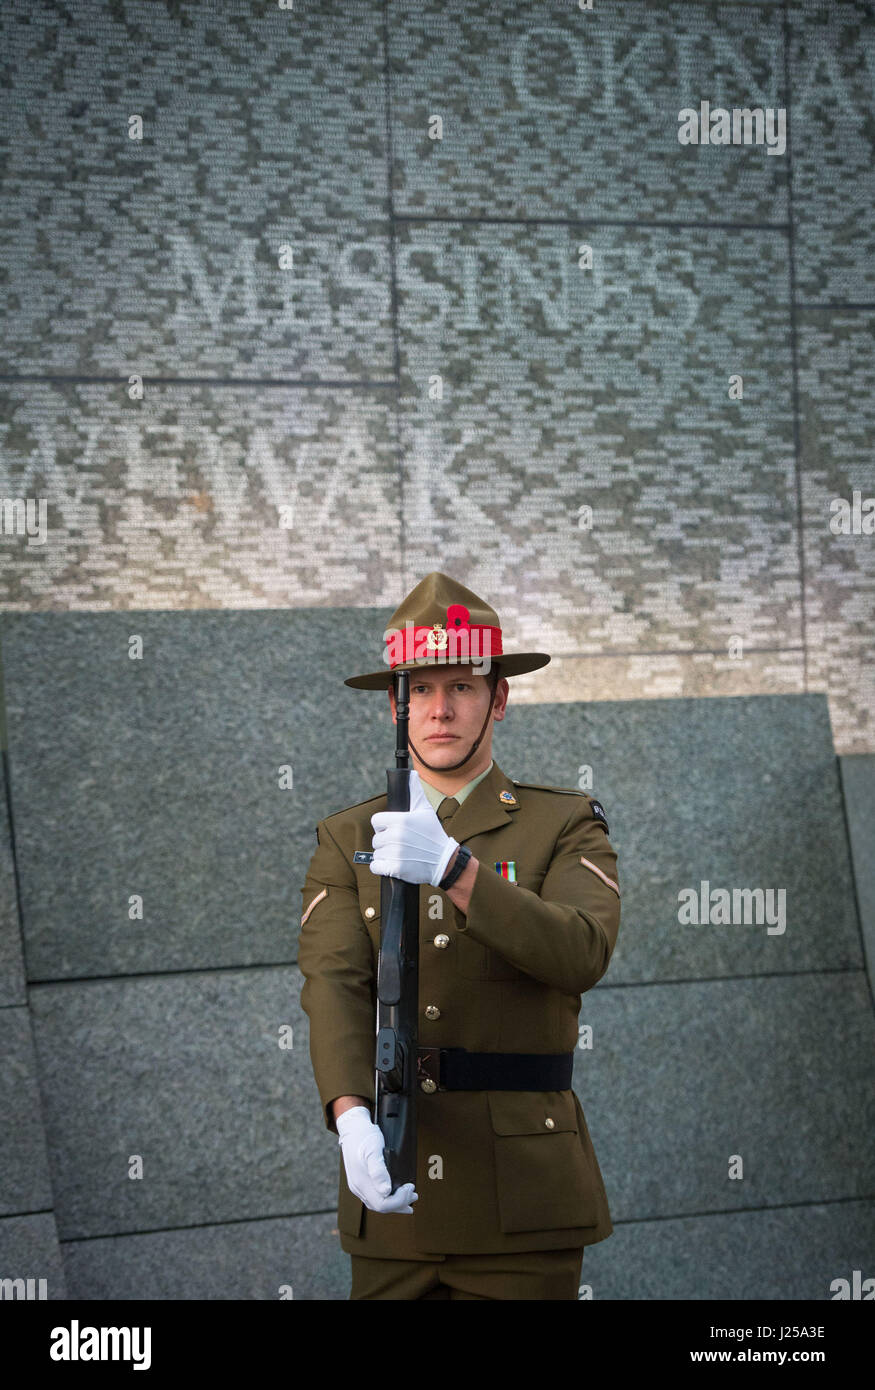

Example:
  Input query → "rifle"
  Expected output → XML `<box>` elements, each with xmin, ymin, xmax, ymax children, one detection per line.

<box><xmin>374</xmin><ymin>668</ymin><xmax>420</xmax><ymax>1191</ymax></box>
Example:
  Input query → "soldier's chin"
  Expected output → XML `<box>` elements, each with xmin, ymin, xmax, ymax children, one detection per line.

<box><xmin>425</xmin><ymin>738</ymin><xmax>464</xmax><ymax>759</ymax></box>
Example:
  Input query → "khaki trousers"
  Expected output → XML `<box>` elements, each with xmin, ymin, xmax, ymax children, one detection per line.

<box><xmin>349</xmin><ymin>1246</ymin><xmax>585</xmax><ymax>1300</ymax></box>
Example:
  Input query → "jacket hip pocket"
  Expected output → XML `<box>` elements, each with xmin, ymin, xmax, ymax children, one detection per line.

<box><xmin>488</xmin><ymin>1090</ymin><xmax>599</xmax><ymax>1234</ymax></box>
<box><xmin>337</xmin><ymin>1153</ymin><xmax>364</xmax><ymax>1238</ymax></box>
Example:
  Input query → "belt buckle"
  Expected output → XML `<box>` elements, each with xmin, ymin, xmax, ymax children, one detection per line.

<box><xmin>416</xmin><ymin>1046</ymin><xmax>443</xmax><ymax>1091</ymax></box>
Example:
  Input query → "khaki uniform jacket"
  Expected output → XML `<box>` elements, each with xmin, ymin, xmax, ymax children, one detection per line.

<box><xmin>298</xmin><ymin>759</ymin><xmax>621</xmax><ymax>1259</ymax></box>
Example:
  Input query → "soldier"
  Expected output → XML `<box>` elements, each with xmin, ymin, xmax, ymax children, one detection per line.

<box><xmin>298</xmin><ymin>571</ymin><xmax>621</xmax><ymax>1300</ymax></box>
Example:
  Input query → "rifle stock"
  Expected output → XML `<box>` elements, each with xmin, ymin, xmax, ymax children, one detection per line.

<box><xmin>375</xmin><ymin>669</ymin><xmax>420</xmax><ymax>1189</ymax></box>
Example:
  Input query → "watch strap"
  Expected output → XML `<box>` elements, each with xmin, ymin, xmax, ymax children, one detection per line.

<box><xmin>439</xmin><ymin>844</ymin><xmax>472</xmax><ymax>891</ymax></box>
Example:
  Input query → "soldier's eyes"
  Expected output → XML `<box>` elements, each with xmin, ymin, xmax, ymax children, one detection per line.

<box><xmin>412</xmin><ymin>684</ymin><xmax>470</xmax><ymax>693</ymax></box>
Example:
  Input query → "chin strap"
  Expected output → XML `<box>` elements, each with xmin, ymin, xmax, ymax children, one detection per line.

<box><xmin>406</xmin><ymin>668</ymin><xmax>500</xmax><ymax>774</ymax></box>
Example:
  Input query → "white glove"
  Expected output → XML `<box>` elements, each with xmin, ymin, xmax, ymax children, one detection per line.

<box><xmin>336</xmin><ymin>1106</ymin><xmax>419</xmax><ymax>1214</ymax></box>
<box><xmin>369</xmin><ymin>769</ymin><xmax>459</xmax><ymax>887</ymax></box>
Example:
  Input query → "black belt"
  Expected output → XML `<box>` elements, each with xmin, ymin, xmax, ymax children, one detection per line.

<box><xmin>416</xmin><ymin>1046</ymin><xmax>573</xmax><ymax>1091</ymax></box>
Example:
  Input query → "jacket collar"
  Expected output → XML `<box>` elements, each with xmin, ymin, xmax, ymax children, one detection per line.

<box><xmin>440</xmin><ymin>758</ymin><xmax>519</xmax><ymax>844</ymax></box>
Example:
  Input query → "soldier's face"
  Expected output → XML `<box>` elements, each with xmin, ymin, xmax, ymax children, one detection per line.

<box><xmin>388</xmin><ymin>667</ymin><xmax>508</xmax><ymax>768</ymax></box>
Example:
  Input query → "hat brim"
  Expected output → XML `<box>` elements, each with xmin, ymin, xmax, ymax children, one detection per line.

<box><xmin>344</xmin><ymin>652</ymin><xmax>551</xmax><ymax>690</ymax></box>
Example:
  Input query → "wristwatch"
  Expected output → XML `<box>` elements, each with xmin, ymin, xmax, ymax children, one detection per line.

<box><xmin>439</xmin><ymin>844</ymin><xmax>472</xmax><ymax>891</ymax></box>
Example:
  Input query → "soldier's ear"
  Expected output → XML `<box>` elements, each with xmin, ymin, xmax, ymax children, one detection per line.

<box><xmin>494</xmin><ymin>677</ymin><xmax>510</xmax><ymax>718</ymax></box>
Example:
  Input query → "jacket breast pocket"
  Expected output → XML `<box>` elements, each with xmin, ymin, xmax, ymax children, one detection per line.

<box><xmin>355</xmin><ymin>875</ymin><xmax>382</xmax><ymax>959</ymax></box>
<box><xmin>483</xmin><ymin>871</ymin><xmax>545</xmax><ymax>981</ymax></box>
<box><xmin>487</xmin><ymin>1090</ymin><xmax>599</xmax><ymax>1234</ymax></box>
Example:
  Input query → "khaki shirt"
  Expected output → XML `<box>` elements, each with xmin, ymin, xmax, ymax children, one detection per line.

<box><xmin>298</xmin><ymin>759</ymin><xmax>621</xmax><ymax>1258</ymax></box>
<box><xmin>417</xmin><ymin>758</ymin><xmax>494</xmax><ymax>811</ymax></box>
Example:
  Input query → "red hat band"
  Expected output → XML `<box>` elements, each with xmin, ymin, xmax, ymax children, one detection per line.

<box><xmin>383</xmin><ymin>604</ymin><xmax>503</xmax><ymax>669</ymax></box>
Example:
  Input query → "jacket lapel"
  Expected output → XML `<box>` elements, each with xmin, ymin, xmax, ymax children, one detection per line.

<box><xmin>444</xmin><ymin>760</ymin><xmax>520</xmax><ymax>844</ymax></box>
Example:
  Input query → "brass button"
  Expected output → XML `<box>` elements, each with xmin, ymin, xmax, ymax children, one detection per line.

<box><xmin>425</xmin><ymin>1005</ymin><xmax>441</xmax><ymax>1020</ymax></box>
<box><xmin>433</xmin><ymin>933</ymin><xmax>450</xmax><ymax>949</ymax></box>
<box><xmin>420</xmin><ymin>1079</ymin><xmax>437</xmax><ymax>1094</ymax></box>
<box><xmin>545</xmin><ymin>1117</ymin><xmax>555</xmax><ymax>1129</ymax></box>
<box><xmin>364</xmin><ymin>906</ymin><xmax>375</xmax><ymax>919</ymax></box>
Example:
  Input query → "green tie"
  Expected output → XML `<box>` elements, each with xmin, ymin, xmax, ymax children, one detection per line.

<box><xmin>438</xmin><ymin>796</ymin><xmax>460</xmax><ymax>825</ymax></box>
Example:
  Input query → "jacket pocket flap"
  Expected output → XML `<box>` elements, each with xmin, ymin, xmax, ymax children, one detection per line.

<box><xmin>487</xmin><ymin>1089</ymin><xmax>578</xmax><ymax>1136</ymax></box>
<box><xmin>353</xmin><ymin>862</ymin><xmax>382</xmax><ymax>926</ymax></box>
<box><xmin>358</xmin><ymin>888</ymin><xmax>381</xmax><ymax>926</ymax></box>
